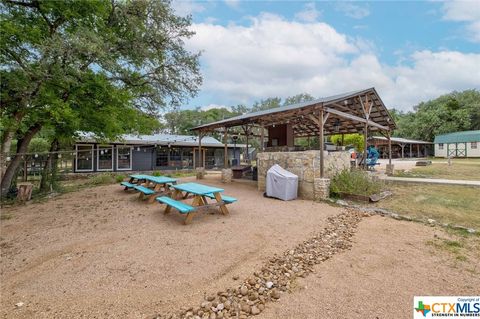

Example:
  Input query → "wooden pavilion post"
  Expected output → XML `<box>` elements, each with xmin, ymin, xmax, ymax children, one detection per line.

<box><xmin>192</xmin><ymin>147</ymin><xmax>196</xmax><ymax>168</ymax></box>
<box><xmin>363</xmin><ymin>123</ymin><xmax>368</xmax><ymax>169</ymax></box>
<box><xmin>388</xmin><ymin>132</ymin><xmax>392</xmax><ymax>166</ymax></box>
<box><xmin>409</xmin><ymin>144</ymin><xmax>413</xmax><ymax>158</ymax></box>
<box><xmin>198</xmin><ymin>131</ymin><xmax>203</xmax><ymax>168</ymax></box>
<box><xmin>417</xmin><ymin>144</ymin><xmax>420</xmax><ymax>157</ymax></box>
<box><xmin>319</xmin><ymin>109</ymin><xmax>325</xmax><ymax>178</ymax></box>
<box><xmin>244</xmin><ymin>126</ymin><xmax>249</xmax><ymax>163</ymax></box>
<box><xmin>260</xmin><ymin>124</ymin><xmax>265</xmax><ymax>152</ymax></box>
<box><xmin>223</xmin><ymin>128</ymin><xmax>228</xmax><ymax>168</ymax></box>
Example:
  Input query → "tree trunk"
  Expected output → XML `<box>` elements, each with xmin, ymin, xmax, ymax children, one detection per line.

<box><xmin>0</xmin><ymin>124</ymin><xmax>42</xmax><ymax>197</ymax></box>
<box><xmin>0</xmin><ymin>129</ymin><xmax>15</xmax><ymax>182</ymax></box>
<box><xmin>1</xmin><ymin>112</ymin><xmax>25</xmax><ymax>183</ymax></box>
<box><xmin>40</xmin><ymin>138</ymin><xmax>59</xmax><ymax>192</ymax></box>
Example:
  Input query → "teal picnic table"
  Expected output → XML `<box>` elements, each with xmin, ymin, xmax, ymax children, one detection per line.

<box><xmin>128</xmin><ymin>174</ymin><xmax>151</xmax><ymax>183</ymax></box>
<box><xmin>144</xmin><ymin>176</ymin><xmax>177</xmax><ymax>191</ymax></box>
<box><xmin>121</xmin><ymin>174</ymin><xmax>151</xmax><ymax>191</ymax></box>
<box><xmin>164</xmin><ymin>182</ymin><xmax>231</xmax><ymax>224</ymax></box>
<box><xmin>127</xmin><ymin>175</ymin><xmax>177</xmax><ymax>203</ymax></box>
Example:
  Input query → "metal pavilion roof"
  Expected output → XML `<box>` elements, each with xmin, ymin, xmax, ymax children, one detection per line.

<box><xmin>191</xmin><ymin>87</ymin><xmax>396</xmax><ymax>136</ymax></box>
<box><xmin>77</xmin><ymin>132</ymin><xmax>247</xmax><ymax>148</ymax></box>
<box><xmin>369</xmin><ymin>136</ymin><xmax>432</xmax><ymax>145</ymax></box>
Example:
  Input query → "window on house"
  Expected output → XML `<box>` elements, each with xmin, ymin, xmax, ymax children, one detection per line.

<box><xmin>97</xmin><ymin>146</ymin><xmax>113</xmax><ymax>171</ymax></box>
<box><xmin>472</xmin><ymin>142</ymin><xmax>477</xmax><ymax>149</ymax></box>
<box><xmin>181</xmin><ymin>148</ymin><xmax>193</xmax><ymax>168</ymax></box>
<box><xmin>439</xmin><ymin>143</ymin><xmax>444</xmax><ymax>150</ymax></box>
<box><xmin>156</xmin><ymin>147</ymin><xmax>169</xmax><ymax>167</ymax></box>
<box><xmin>117</xmin><ymin>146</ymin><xmax>132</xmax><ymax>170</ymax></box>
<box><xmin>169</xmin><ymin>147</ymin><xmax>182</xmax><ymax>167</ymax></box>
<box><xmin>76</xmin><ymin>145</ymin><xmax>93</xmax><ymax>171</ymax></box>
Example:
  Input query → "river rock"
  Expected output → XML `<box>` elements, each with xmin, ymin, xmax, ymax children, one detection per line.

<box><xmin>240</xmin><ymin>286</ymin><xmax>248</xmax><ymax>295</ymax></box>
<box><xmin>251</xmin><ymin>306</ymin><xmax>261</xmax><ymax>315</ymax></box>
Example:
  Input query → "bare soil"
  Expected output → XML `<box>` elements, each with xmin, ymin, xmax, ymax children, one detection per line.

<box><xmin>1</xmin><ymin>176</ymin><xmax>338</xmax><ymax>318</ymax></box>
<box><xmin>1</xmin><ymin>175</ymin><xmax>478</xmax><ymax>318</ymax></box>
<box><xmin>258</xmin><ymin>216</ymin><xmax>480</xmax><ymax>319</ymax></box>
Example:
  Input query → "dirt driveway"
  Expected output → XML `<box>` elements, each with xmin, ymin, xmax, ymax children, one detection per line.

<box><xmin>1</xmin><ymin>175</ymin><xmax>478</xmax><ymax>318</ymax></box>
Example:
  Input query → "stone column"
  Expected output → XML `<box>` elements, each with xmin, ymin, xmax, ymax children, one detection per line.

<box><xmin>196</xmin><ymin>167</ymin><xmax>205</xmax><ymax>179</ymax></box>
<box><xmin>314</xmin><ymin>177</ymin><xmax>330</xmax><ymax>201</ymax></box>
<box><xmin>221</xmin><ymin>168</ymin><xmax>232</xmax><ymax>183</ymax></box>
<box><xmin>386</xmin><ymin>164</ymin><xmax>394</xmax><ymax>176</ymax></box>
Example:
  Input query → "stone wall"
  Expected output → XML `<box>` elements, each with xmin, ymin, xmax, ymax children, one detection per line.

<box><xmin>257</xmin><ymin>150</ymin><xmax>350</xmax><ymax>200</ymax></box>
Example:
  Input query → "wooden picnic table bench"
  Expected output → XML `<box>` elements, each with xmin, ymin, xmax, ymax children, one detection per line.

<box><xmin>120</xmin><ymin>174</ymin><xmax>152</xmax><ymax>190</ymax></box>
<box><xmin>121</xmin><ymin>181</ymin><xmax>136</xmax><ymax>190</ymax></box>
<box><xmin>159</xmin><ymin>182</ymin><xmax>237</xmax><ymax>224</ymax></box>
<box><xmin>127</xmin><ymin>175</ymin><xmax>177</xmax><ymax>203</ymax></box>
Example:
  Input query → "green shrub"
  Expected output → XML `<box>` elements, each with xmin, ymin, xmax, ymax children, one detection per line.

<box><xmin>115</xmin><ymin>174</ymin><xmax>126</xmax><ymax>183</ymax></box>
<box><xmin>89</xmin><ymin>173</ymin><xmax>115</xmax><ymax>185</ymax></box>
<box><xmin>330</xmin><ymin>169</ymin><xmax>382</xmax><ymax>196</ymax></box>
<box><xmin>152</xmin><ymin>171</ymin><xmax>162</xmax><ymax>176</ymax></box>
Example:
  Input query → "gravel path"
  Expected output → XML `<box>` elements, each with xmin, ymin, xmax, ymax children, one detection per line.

<box><xmin>379</xmin><ymin>176</ymin><xmax>480</xmax><ymax>187</ymax></box>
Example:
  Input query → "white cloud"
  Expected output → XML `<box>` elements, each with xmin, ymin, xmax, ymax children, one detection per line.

<box><xmin>224</xmin><ymin>0</ymin><xmax>240</xmax><ymax>9</ymax></box>
<box><xmin>171</xmin><ymin>0</ymin><xmax>205</xmax><ymax>17</ymax></box>
<box><xmin>335</xmin><ymin>2</ymin><xmax>370</xmax><ymax>19</ymax></box>
<box><xmin>442</xmin><ymin>0</ymin><xmax>480</xmax><ymax>42</ymax></box>
<box><xmin>295</xmin><ymin>2</ymin><xmax>321</xmax><ymax>22</ymax></box>
<box><xmin>201</xmin><ymin>103</ymin><xmax>231</xmax><ymax>111</ymax></box>
<box><xmin>187</xmin><ymin>13</ymin><xmax>480</xmax><ymax>111</ymax></box>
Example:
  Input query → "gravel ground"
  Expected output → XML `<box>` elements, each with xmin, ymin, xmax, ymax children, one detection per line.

<box><xmin>1</xmin><ymin>175</ymin><xmax>339</xmax><ymax>318</ymax></box>
<box><xmin>258</xmin><ymin>215</ymin><xmax>480</xmax><ymax>319</ymax></box>
<box><xmin>1</xmin><ymin>175</ymin><xmax>478</xmax><ymax>318</ymax></box>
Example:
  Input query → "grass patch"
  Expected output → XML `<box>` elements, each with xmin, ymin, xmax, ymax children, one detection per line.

<box><xmin>0</xmin><ymin>213</ymin><xmax>13</xmax><ymax>220</ymax></box>
<box><xmin>429</xmin><ymin>157</ymin><xmax>480</xmax><ymax>164</ymax></box>
<box><xmin>426</xmin><ymin>234</ymin><xmax>480</xmax><ymax>267</ymax></box>
<box><xmin>330</xmin><ymin>169</ymin><xmax>382</xmax><ymax>196</ymax></box>
<box><xmin>115</xmin><ymin>174</ymin><xmax>126</xmax><ymax>183</ymax></box>
<box><xmin>165</xmin><ymin>172</ymin><xmax>196</xmax><ymax>178</ymax></box>
<box><xmin>374</xmin><ymin>183</ymin><xmax>480</xmax><ymax>229</ymax></box>
<box><xmin>394</xmin><ymin>162</ymin><xmax>480</xmax><ymax>180</ymax></box>
<box><xmin>152</xmin><ymin>170</ymin><xmax>195</xmax><ymax>178</ymax></box>
<box><xmin>89</xmin><ymin>173</ymin><xmax>116</xmax><ymax>185</ymax></box>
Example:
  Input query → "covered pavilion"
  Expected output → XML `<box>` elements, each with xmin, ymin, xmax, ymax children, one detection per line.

<box><xmin>191</xmin><ymin>87</ymin><xmax>397</xmax><ymax>179</ymax></box>
<box><xmin>369</xmin><ymin>136</ymin><xmax>432</xmax><ymax>159</ymax></box>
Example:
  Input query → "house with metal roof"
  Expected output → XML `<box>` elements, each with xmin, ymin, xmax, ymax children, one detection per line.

<box><xmin>369</xmin><ymin>136</ymin><xmax>433</xmax><ymax>158</ymax></box>
<box><xmin>73</xmin><ymin>133</ymin><xmax>246</xmax><ymax>173</ymax></box>
<box><xmin>434</xmin><ymin>130</ymin><xmax>480</xmax><ymax>158</ymax></box>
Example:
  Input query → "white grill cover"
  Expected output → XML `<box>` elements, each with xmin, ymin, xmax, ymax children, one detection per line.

<box><xmin>266</xmin><ymin>164</ymin><xmax>298</xmax><ymax>201</ymax></box>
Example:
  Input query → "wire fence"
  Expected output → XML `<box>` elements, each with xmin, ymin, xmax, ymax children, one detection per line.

<box><xmin>3</xmin><ymin>150</ymin><xmax>77</xmax><ymax>183</ymax></box>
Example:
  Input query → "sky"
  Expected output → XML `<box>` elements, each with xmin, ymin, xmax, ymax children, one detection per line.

<box><xmin>172</xmin><ymin>0</ymin><xmax>480</xmax><ymax>112</ymax></box>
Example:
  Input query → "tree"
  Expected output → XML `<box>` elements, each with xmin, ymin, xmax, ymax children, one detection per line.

<box><xmin>389</xmin><ymin>89</ymin><xmax>480</xmax><ymax>141</ymax></box>
<box><xmin>0</xmin><ymin>0</ymin><xmax>201</xmax><ymax>196</ymax></box>
<box><xmin>163</xmin><ymin>107</ymin><xmax>241</xmax><ymax>140</ymax></box>
<box><xmin>283</xmin><ymin>93</ymin><xmax>315</xmax><ymax>105</ymax></box>
<box><xmin>331</xmin><ymin>134</ymin><xmax>365</xmax><ymax>152</ymax></box>
<box><xmin>251</xmin><ymin>97</ymin><xmax>282</xmax><ymax>112</ymax></box>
